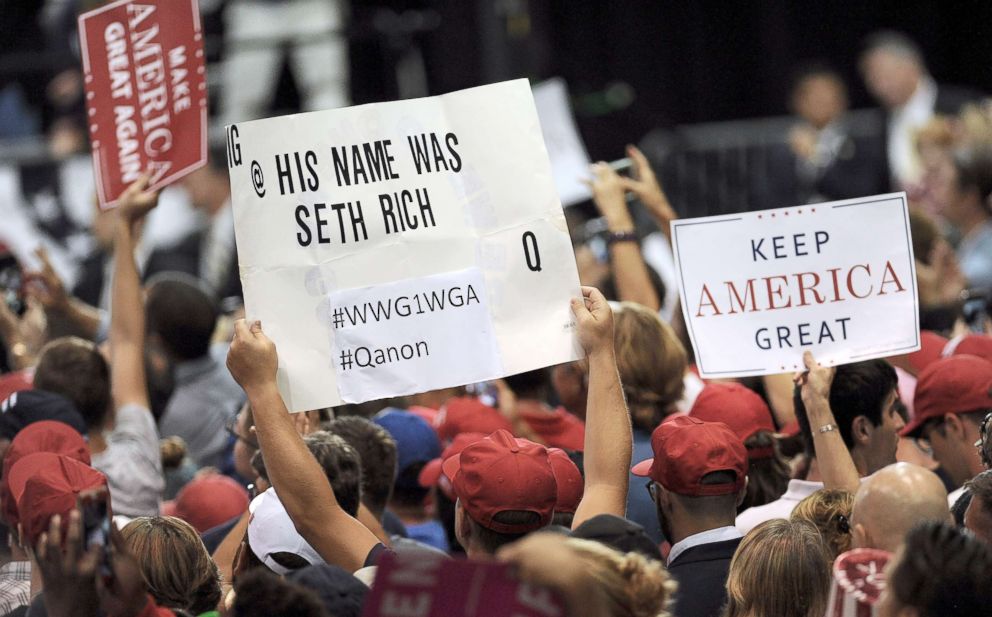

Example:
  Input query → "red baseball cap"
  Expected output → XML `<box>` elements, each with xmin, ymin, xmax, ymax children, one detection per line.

<box><xmin>631</xmin><ymin>416</ymin><xmax>747</xmax><ymax>497</ymax></box>
<box><xmin>0</xmin><ymin>370</ymin><xmax>32</xmax><ymax>404</ymax></box>
<box><xmin>903</xmin><ymin>355</ymin><xmax>992</xmax><ymax>437</ymax></box>
<box><xmin>948</xmin><ymin>334</ymin><xmax>992</xmax><ymax>363</ymax></box>
<box><xmin>548</xmin><ymin>448</ymin><xmax>583</xmax><ymax>514</ymax></box>
<box><xmin>8</xmin><ymin>452</ymin><xmax>107</xmax><ymax>545</ymax></box>
<box><xmin>906</xmin><ymin>331</ymin><xmax>950</xmax><ymax>375</ymax></box>
<box><xmin>689</xmin><ymin>383</ymin><xmax>776</xmax><ymax>458</ymax></box>
<box><xmin>162</xmin><ymin>474</ymin><xmax>249</xmax><ymax>533</ymax></box>
<box><xmin>1</xmin><ymin>420</ymin><xmax>91</xmax><ymax>526</ymax></box>
<box><xmin>440</xmin><ymin>429</ymin><xmax>556</xmax><ymax>533</ymax></box>
<box><xmin>418</xmin><ymin>432</ymin><xmax>487</xmax><ymax>489</ymax></box>
<box><xmin>434</xmin><ymin>397</ymin><xmax>513</xmax><ymax>442</ymax></box>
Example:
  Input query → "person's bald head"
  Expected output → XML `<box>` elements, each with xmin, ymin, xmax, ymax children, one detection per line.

<box><xmin>850</xmin><ymin>463</ymin><xmax>951</xmax><ymax>552</ymax></box>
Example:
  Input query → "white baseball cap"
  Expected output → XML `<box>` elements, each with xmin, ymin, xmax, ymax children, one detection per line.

<box><xmin>247</xmin><ymin>487</ymin><xmax>324</xmax><ymax>575</ymax></box>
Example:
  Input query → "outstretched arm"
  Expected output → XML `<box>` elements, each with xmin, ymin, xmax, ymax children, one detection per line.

<box><xmin>26</xmin><ymin>247</ymin><xmax>103</xmax><ymax>341</ymax></box>
<box><xmin>110</xmin><ymin>177</ymin><xmax>158</xmax><ymax>410</ymax></box>
<box><xmin>797</xmin><ymin>351</ymin><xmax>860</xmax><ymax>493</ymax></box>
<box><xmin>226</xmin><ymin>320</ymin><xmax>380</xmax><ymax>573</ymax></box>
<box><xmin>620</xmin><ymin>145</ymin><xmax>678</xmax><ymax>243</ymax></box>
<box><xmin>587</xmin><ymin>163</ymin><xmax>660</xmax><ymax>312</ymax></box>
<box><xmin>569</xmin><ymin>287</ymin><xmax>631</xmax><ymax>528</ymax></box>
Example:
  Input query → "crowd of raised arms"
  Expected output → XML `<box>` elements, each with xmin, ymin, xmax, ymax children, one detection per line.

<box><xmin>1</xmin><ymin>18</ymin><xmax>992</xmax><ymax>617</ymax></box>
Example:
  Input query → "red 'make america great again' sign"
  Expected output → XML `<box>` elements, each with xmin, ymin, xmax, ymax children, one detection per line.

<box><xmin>78</xmin><ymin>0</ymin><xmax>207</xmax><ymax>209</ymax></box>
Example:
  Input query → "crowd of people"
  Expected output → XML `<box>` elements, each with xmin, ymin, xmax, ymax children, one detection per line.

<box><xmin>0</xmin><ymin>22</ymin><xmax>991</xmax><ymax>617</ymax></box>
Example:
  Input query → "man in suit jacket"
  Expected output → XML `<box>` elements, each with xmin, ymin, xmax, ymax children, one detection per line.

<box><xmin>760</xmin><ymin>64</ymin><xmax>889</xmax><ymax>210</ymax></box>
<box><xmin>859</xmin><ymin>31</ymin><xmax>984</xmax><ymax>189</ymax></box>
<box><xmin>632</xmin><ymin>416</ymin><xmax>748</xmax><ymax>617</ymax></box>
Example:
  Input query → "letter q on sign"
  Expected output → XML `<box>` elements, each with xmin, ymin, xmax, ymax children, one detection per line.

<box><xmin>522</xmin><ymin>231</ymin><xmax>542</xmax><ymax>272</ymax></box>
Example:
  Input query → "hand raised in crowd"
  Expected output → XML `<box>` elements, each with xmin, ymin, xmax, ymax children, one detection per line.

<box><xmin>570</xmin><ymin>286</ymin><xmax>614</xmax><ymax>357</ymax></box>
<box><xmin>227</xmin><ymin>319</ymin><xmax>279</xmax><ymax>393</ymax></box>
<box><xmin>621</xmin><ymin>144</ymin><xmax>677</xmax><ymax>228</ymax></box>
<box><xmin>795</xmin><ymin>350</ymin><xmax>835</xmax><ymax>409</ymax></box>
<box><xmin>586</xmin><ymin>162</ymin><xmax>635</xmax><ymax>231</ymax></box>
<box><xmin>116</xmin><ymin>174</ymin><xmax>160</xmax><ymax>227</ymax></box>
<box><xmin>24</xmin><ymin>246</ymin><xmax>69</xmax><ymax>312</ymax></box>
<box><xmin>34</xmin><ymin>512</ymin><xmax>101</xmax><ymax>617</ymax></box>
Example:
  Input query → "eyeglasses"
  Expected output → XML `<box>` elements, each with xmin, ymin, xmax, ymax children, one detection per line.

<box><xmin>226</xmin><ymin>415</ymin><xmax>258</xmax><ymax>450</ymax></box>
<box><xmin>645</xmin><ymin>480</ymin><xmax>659</xmax><ymax>503</ymax></box>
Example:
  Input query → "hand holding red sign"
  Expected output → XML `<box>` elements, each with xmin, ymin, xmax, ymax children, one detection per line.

<box><xmin>78</xmin><ymin>0</ymin><xmax>208</xmax><ymax>209</ymax></box>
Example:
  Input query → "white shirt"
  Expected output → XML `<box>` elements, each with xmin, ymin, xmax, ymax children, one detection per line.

<box><xmin>735</xmin><ymin>479</ymin><xmax>824</xmax><ymax>534</ymax></box>
<box><xmin>887</xmin><ymin>76</ymin><xmax>937</xmax><ymax>187</ymax></box>
<box><xmin>948</xmin><ymin>486</ymin><xmax>966</xmax><ymax>508</ymax></box>
<box><xmin>668</xmin><ymin>525</ymin><xmax>743</xmax><ymax>565</ymax></box>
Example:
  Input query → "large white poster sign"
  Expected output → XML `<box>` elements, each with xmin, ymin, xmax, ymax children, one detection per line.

<box><xmin>532</xmin><ymin>78</ymin><xmax>593</xmax><ymax>207</ymax></box>
<box><xmin>671</xmin><ymin>193</ymin><xmax>919</xmax><ymax>378</ymax></box>
<box><xmin>227</xmin><ymin>79</ymin><xmax>583</xmax><ymax>411</ymax></box>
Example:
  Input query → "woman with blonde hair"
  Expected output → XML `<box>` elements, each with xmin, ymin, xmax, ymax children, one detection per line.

<box><xmin>121</xmin><ymin>516</ymin><xmax>223</xmax><ymax>615</ymax></box>
<box><xmin>612</xmin><ymin>302</ymin><xmax>687</xmax><ymax>432</ymax></box>
<box><xmin>724</xmin><ymin>519</ymin><xmax>831</xmax><ymax>617</ymax></box>
<box><xmin>791</xmin><ymin>489</ymin><xmax>854</xmax><ymax>562</ymax></box>
<box><xmin>499</xmin><ymin>533</ymin><xmax>675</xmax><ymax>617</ymax></box>
<box><xmin>611</xmin><ymin>302</ymin><xmax>689</xmax><ymax>544</ymax></box>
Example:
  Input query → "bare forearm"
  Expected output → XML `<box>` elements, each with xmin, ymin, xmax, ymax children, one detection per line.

<box><xmin>60</xmin><ymin>297</ymin><xmax>103</xmax><ymax>341</ymax></box>
<box><xmin>608</xmin><ymin>243</ymin><xmax>660</xmax><ymax>311</ymax></box>
<box><xmin>805</xmin><ymin>397</ymin><xmax>860</xmax><ymax>493</ymax></box>
<box><xmin>110</xmin><ymin>221</ymin><xmax>148</xmax><ymax>408</ymax></box>
<box><xmin>213</xmin><ymin>511</ymin><xmax>249</xmax><ymax>587</ymax></box>
<box><xmin>245</xmin><ymin>381</ymin><xmax>374</xmax><ymax>572</ymax></box>
<box><xmin>573</xmin><ymin>348</ymin><xmax>631</xmax><ymax>525</ymax></box>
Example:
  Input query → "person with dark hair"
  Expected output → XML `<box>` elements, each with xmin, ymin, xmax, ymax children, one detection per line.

<box><xmin>301</xmin><ymin>432</ymin><xmax>363</xmax><ymax>517</ymax></box>
<box><xmin>371</xmin><ymin>409</ymin><xmax>446</xmax><ymax>550</ymax></box>
<box><xmin>232</xmin><ymin>569</ymin><xmax>329</xmax><ymax>617</ymax></box>
<box><xmin>859</xmin><ymin>30</ymin><xmax>983</xmax><ymax>189</ymax></box>
<box><xmin>323</xmin><ymin>416</ymin><xmax>398</xmax><ymax>522</ymax></box>
<box><xmin>32</xmin><ymin>336</ymin><xmax>110</xmax><ymax>431</ymax></box>
<box><xmin>148</xmin><ymin>274</ymin><xmax>245</xmax><ymax>468</ymax></box>
<box><xmin>503</xmin><ymin>367</ymin><xmax>586</xmax><ymax>451</ymax></box>
<box><xmin>938</xmin><ymin>145</ymin><xmax>992</xmax><ymax>290</ymax></box>
<box><xmin>738</xmin><ymin>359</ymin><xmax>903</xmax><ymax>532</ymax></box>
<box><xmin>569</xmin><ymin>514</ymin><xmax>663</xmax><ymax>562</ymax></box>
<box><xmin>902</xmin><ymin>355</ymin><xmax>991</xmax><ymax>502</ymax></box>
<box><xmin>761</xmin><ymin>62</ymin><xmax>888</xmax><ymax>209</ymax></box>
<box><xmin>633</xmin><ymin>416</ymin><xmax>748</xmax><ymax>617</ymax></box>
<box><xmin>287</xmin><ymin>564</ymin><xmax>367</xmax><ymax>617</ymax></box>
<box><xmin>689</xmin><ymin>383</ymin><xmax>790</xmax><ymax>512</ymax></box>
<box><xmin>878</xmin><ymin>521</ymin><xmax>992</xmax><ymax>617</ymax></box>
<box><xmin>963</xmin><ymin>469</ymin><xmax>992</xmax><ymax>544</ymax></box>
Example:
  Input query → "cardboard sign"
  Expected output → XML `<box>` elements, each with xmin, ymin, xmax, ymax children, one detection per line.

<box><xmin>227</xmin><ymin>79</ymin><xmax>583</xmax><ymax>411</ymax></box>
<box><xmin>362</xmin><ymin>551</ymin><xmax>565</xmax><ymax>617</ymax></box>
<box><xmin>532</xmin><ymin>79</ymin><xmax>592</xmax><ymax>207</ymax></box>
<box><xmin>78</xmin><ymin>0</ymin><xmax>208</xmax><ymax>209</ymax></box>
<box><xmin>671</xmin><ymin>193</ymin><xmax>919</xmax><ymax>377</ymax></box>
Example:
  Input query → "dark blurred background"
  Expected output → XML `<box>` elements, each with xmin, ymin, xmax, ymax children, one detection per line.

<box><xmin>5</xmin><ymin>0</ymin><xmax>992</xmax><ymax>158</ymax></box>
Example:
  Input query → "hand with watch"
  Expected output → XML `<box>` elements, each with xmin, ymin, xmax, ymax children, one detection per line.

<box><xmin>584</xmin><ymin>158</ymin><xmax>660</xmax><ymax>311</ymax></box>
